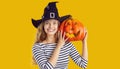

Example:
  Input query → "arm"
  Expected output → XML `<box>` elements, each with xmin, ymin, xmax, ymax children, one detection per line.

<box><xmin>69</xmin><ymin>43</ymin><xmax>88</xmax><ymax>69</ymax></box>
<box><xmin>48</xmin><ymin>44</ymin><xmax>61</xmax><ymax>67</ymax></box>
<box><xmin>32</xmin><ymin>31</ymin><xmax>67</xmax><ymax>68</ymax></box>
<box><xmin>32</xmin><ymin>45</ymin><xmax>54</xmax><ymax>69</ymax></box>
<box><xmin>47</xmin><ymin>31</ymin><xmax>68</xmax><ymax>67</ymax></box>
<box><xmin>69</xmin><ymin>29</ymin><xmax>88</xmax><ymax>69</ymax></box>
<box><xmin>82</xmin><ymin>29</ymin><xmax>88</xmax><ymax>61</ymax></box>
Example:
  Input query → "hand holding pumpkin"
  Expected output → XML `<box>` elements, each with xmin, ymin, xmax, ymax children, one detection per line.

<box><xmin>82</xmin><ymin>28</ymin><xmax>88</xmax><ymax>43</ymax></box>
<box><xmin>57</xmin><ymin>30</ymin><xmax>69</xmax><ymax>48</ymax></box>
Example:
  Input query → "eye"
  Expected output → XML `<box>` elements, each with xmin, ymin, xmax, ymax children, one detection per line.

<box><xmin>45</xmin><ymin>22</ymin><xmax>49</xmax><ymax>25</ymax></box>
<box><xmin>53</xmin><ymin>22</ymin><xmax>57</xmax><ymax>25</ymax></box>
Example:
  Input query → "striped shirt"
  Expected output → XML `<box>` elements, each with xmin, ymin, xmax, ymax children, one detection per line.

<box><xmin>32</xmin><ymin>42</ymin><xmax>88</xmax><ymax>69</ymax></box>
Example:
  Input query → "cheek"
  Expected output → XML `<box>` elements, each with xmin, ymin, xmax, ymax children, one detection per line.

<box><xmin>56</xmin><ymin>25</ymin><xmax>59</xmax><ymax>29</ymax></box>
<box><xmin>44</xmin><ymin>24</ymin><xmax>49</xmax><ymax>29</ymax></box>
<box><xmin>54</xmin><ymin>24</ymin><xmax>59</xmax><ymax>29</ymax></box>
<box><xmin>44</xmin><ymin>25</ymin><xmax>48</xmax><ymax>32</ymax></box>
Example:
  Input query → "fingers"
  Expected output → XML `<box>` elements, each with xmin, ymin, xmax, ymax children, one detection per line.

<box><xmin>63</xmin><ymin>32</ymin><xmax>69</xmax><ymax>42</ymax></box>
<box><xmin>65</xmin><ymin>37</ymin><xmax>69</xmax><ymax>42</ymax></box>
<box><xmin>84</xmin><ymin>28</ymin><xmax>88</xmax><ymax>37</ymax></box>
<box><xmin>59</xmin><ymin>30</ymin><xmax>65</xmax><ymax>38</ymax></box>
<box><xmin>82</xmin><ymin>28</ymin><xmax>88</xmax><ymax>41</ymax></box>
<box><xmin>62</xmin><ymin>31</ymin><xmax>67</xmax><ymax>41</ymax></box>
<box><xmin>60</xmin><ymin>30</ymin><xmax>63</xmax><ymax>38</ymax></box>
<box><xmin>63</xmin><ymin>32</ymin><xmax>66</xmax><ymax>39</ymax></box>
<box><xmin>58</xmin><ymin>31</ymin><xmax>60</xmax><ymax>37</ymax></box>
<box><xmin>85</xmin><ymin>28</ymin><xmax>88</xmax><ymax>33</ymax></box>
<box><xmin>58</xmin><ymin>30</ymin><xmax>68</xmax><ymax>42</ymax></box>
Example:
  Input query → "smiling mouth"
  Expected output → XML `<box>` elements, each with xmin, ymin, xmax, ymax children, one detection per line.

<box><xmin>47</xmin><ymin>29</ymin><xmax>56</xmax><ymax>32</ymax></box>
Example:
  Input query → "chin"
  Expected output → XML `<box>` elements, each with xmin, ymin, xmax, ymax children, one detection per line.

<box><xmin>47</xmin><ymin>32</ymin><xmax>56</xmax><ymax>35</ymax></box>
<box><xmin>47</xmin><ymin>34</ymin><xmax>55</xmax><ymax>36</ymax></box>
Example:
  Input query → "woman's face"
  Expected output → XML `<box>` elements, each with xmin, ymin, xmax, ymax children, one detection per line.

<box><xmin>44</xmin><ymin>19</ymin><xmax>59</xmax><ymax>36</ymax></box>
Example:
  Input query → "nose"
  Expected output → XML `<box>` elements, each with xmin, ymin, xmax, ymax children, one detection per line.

<box><xmin>49</xmin><ymin>23</ymin><xmax>53</xmax><ymax>28</ymax></box>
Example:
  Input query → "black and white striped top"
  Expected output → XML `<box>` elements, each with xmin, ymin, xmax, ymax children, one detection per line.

<box><xmin>32</xmin><ymin>42</ymin><xmax>88</xmax><ymax>69</ymax></box>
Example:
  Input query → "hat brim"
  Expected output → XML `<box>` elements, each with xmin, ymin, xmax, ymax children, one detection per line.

<box><xmin>32</xmin><ymin>15</ymin><xmax>71</xmax><ymax>28</ymax></box>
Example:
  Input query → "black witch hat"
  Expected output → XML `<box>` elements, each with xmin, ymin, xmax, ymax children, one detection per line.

<box><xmin>32</xmin><ymin>2</ymin><xmax>71</xmax><ymax>28</ymax></box>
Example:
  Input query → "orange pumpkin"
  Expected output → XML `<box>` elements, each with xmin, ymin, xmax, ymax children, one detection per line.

<box><xmin>59</xmin><ymin>18</ymin><xmax>85</xmax><ymax>41</ymax></box>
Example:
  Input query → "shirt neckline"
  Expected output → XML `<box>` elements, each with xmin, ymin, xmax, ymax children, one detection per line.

<box><xmin>38</xmin><ymin>42</ymin><xmax>57</xmax><ymax>45</ymax></box>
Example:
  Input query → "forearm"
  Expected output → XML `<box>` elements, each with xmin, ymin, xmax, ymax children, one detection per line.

<box><xmin>82</xmin><ymin>40</ymin><xmax>88</xmax><ymax>61</ymax></box>
<box><xmin>48</xmin><ymin>45</ymin><xmax>61</xmax><ymax>67</ymax></box>
<box><xmin>69</xmin><ymin>42</ymin><xmax>88</xmax><ymax>68</ymax></box>
<box><xmin>48</xmin><ymin>30</ymin><xmax>67</xmax><ymax>67</ymax></box>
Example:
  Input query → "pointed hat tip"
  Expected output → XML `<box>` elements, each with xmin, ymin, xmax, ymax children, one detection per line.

<box><xmin>49</xmin><ymin>1</ymin><xmax>59</xmax><ymax>4</ymax></box>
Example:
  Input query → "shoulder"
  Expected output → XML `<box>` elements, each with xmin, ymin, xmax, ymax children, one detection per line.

<box><xmin>64</xmin><ymin>42</ymin><xmax>74</xmax><ymax>48</ymax></box>
<box><xmin>65</xmin><ymin>42</ymin><xmax>77</xmax><ymax>50</ymax></box>
<box><xmin>32</xmin><ymin>43</ymin><xmax>45</xmax><ymax>49</ymax></box>
<box><xmin>65</xmin><ymin>42</ymin><xmax>73</xmax><ymax>46</ymax></box>
<box><xmin>32</xmin><ymin>43</ymin><xmax>46</xmax><ymax>53</ymax></box>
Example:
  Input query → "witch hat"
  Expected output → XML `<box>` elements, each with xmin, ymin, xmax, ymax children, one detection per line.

<box><xmin>32</xmin><ymin>2</ymin><xmax>71</xmax><ymax>28</ymax></box>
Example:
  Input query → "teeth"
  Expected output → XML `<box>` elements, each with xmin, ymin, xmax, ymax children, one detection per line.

<box><xmin>47</xmin><ymin>29</ymin><xmax>55</xmax><ymax>32</ymax></box>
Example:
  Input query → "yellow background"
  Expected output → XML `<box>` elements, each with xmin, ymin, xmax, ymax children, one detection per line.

<box><xmin>0</xmin><ymin>0</ymin><xmax>120</xmax><ymax>69</ymax></box>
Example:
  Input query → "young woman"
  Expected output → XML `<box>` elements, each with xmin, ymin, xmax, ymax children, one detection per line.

<box><xmin>32</xmin><ymin>2</ymin><xmax>88</xmax><ymax>69</ymax></box>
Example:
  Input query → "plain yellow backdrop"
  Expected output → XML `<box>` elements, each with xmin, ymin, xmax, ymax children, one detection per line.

<box><xmin>0</xmin><ymin>0</ymin><xmax>120</xmax><ymax>69</ymax></box>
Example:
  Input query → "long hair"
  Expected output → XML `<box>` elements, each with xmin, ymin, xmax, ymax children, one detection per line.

<box><xmin>35</xmin><ymin>22</ymin><xmax>46</xmax><ymax>43</ymax></box>
<box><xmin>32</xmin><ymin>21</ymin><xmax>60</xmax><ymax>65</ymax></box>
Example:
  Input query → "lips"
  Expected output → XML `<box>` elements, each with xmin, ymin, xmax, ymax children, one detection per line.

<box><xmin>47</xmin><ymin>29</ymin><xmax>56</xmax><ymax>32</ymax></box>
